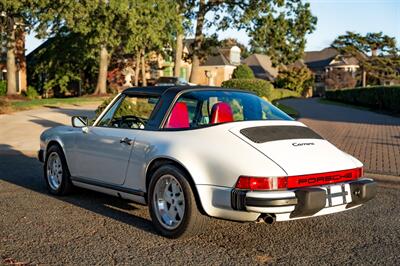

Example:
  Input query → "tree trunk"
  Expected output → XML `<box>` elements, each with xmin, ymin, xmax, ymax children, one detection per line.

<box><xmin>6</xmin><ymin>18</ymin><xmax>17</xmax><ymax>96</ymax></box>
<box><xmin>94</xmin><ymin>45</ymin><xmax>109</xmax><ymax>95</ymax></box>
<box><xmin>134</xmin><ymin>51</ymin><xmax>140</xmax><ymax>86</ymax></box>
<box><xmin>189</xmin><ymin>0</ymin><xmax>207</xmax><ymax>84</ymax></box>
<box><xmin>141</xmin><ymin>50</ymin><xmax>147</xmax><ymax>87</ymax></box>
<box><xmin>174</xmin><ymin>33</ymin><xmax>183</xmax><ymax>77</ymax></box>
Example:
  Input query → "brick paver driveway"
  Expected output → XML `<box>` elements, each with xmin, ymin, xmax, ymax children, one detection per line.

<box><xmin>280</xmin><ymin>98</ymin><xmax>400</xmax><ymax>176</ymax></box>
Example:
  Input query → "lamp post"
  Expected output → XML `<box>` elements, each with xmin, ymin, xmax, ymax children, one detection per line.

<box><xmin>205</xmin><ymin>70</ymin><xmax>215</xmax><ymax>86</ymax></box>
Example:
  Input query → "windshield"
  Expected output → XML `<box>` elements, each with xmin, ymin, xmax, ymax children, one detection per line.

<box><xmin>164</xmin><ymin>90</ymin><xmax>293</xmax><ymax>129</ymax></box>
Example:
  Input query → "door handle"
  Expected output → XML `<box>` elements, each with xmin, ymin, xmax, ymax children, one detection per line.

<box><xmin>120</xmin><ymin>137</ymin><xmax>133</xmax><ymax>145</ymax></box>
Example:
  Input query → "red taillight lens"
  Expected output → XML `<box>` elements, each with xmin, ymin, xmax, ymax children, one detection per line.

<box><xmin>235</xmin><ymin>168</ymin><xmax>363</xmax><ymax>190</ymax></box>
<box><xmin>235</xmin><ymin>176</ymin><xmax>287</xmax><ymax>190</ymax></box>
<box><xmin>286</xmin><ymin>167</ymin><xmax>363</xmax><ymax>189</ymax></box>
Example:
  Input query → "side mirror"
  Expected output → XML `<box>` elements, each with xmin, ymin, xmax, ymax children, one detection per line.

<box><xmin>71</xmin><ymin>116</ymin><xmax>88</xmax><ymax>128</ymax></box>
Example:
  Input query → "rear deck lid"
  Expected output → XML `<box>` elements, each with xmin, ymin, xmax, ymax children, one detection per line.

<box><xmin>229</xmin><ymin>121</ymin><xmax>357</xmax><ymax>176</ymax></box>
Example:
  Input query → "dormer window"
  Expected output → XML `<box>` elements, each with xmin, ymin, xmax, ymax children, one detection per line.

<box><xmin>230</xmin><ymin>46</ymin><xmax>241</xmax><ymax>65</ymax></box>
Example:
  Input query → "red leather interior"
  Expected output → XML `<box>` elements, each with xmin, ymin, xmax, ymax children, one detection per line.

<box><xmin>165</xmin><ymin>102</ymin><xmax>190</xmax><ymax>128</ymax></box>
<box><xmin>210</xmin><ymin>102</ymin><xmax>234</xmax><ymax>124</ymax></box>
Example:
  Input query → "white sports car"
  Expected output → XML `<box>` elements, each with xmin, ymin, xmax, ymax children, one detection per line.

<box><xmin>38</xmin><ymin>86</ymin><xmax>376</xmax><ymax>238</ymax></box>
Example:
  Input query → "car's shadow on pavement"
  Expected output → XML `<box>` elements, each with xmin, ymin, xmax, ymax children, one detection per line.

<box><xmin>0</xmin><ymin>144</ymin><xmax>157</xmax><ymax>235</ymax></box>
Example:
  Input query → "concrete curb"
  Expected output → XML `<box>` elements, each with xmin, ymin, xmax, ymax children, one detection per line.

<box><xmin>365</xmin><ymin>172</ymin><xmax>400</xmax><ymax>184</ymax></box>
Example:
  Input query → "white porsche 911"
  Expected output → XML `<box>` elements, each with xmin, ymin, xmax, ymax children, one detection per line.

<box><xmin>38</xmin><ymin>86</ymin><xmax>376</xmax><ymax>238</ymax></box>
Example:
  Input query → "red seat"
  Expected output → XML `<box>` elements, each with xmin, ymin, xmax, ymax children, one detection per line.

<box><xmin>210</xmin><ymin>102</ymin><xmax>234</xmax><ymax>124</ymax></box>
<box><xmin>165</xmin><ymin>102</ymin><xmax>190</xmax><ymax>128</ymax></box>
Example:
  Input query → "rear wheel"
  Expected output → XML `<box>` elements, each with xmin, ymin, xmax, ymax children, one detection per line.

<box><xmin>44</xmin><ymin>145</ymin><xmax>73</xmax><ymax>195</ymax></box>
<box><xmin>148</xmin><ymin>165</ymin><xmax>207</xmax><ymax>238</ymax></box>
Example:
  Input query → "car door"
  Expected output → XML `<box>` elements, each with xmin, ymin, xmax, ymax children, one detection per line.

<box><xmin>73</xmin><ymin>94</ymin><xmax>159</xmax><ymax>185</ymax></box>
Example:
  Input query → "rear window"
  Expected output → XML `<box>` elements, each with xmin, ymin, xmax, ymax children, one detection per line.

<box><xmin>164</xmin><ymin>90</ymin><xmax>292</xmax><ymax>129</ymax></box>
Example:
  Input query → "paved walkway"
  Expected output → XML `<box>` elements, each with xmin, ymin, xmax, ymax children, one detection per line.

<box><xmin>280</xmin><ymin>98</ymin><xmax>400</xmax><ymax>176</ymax></box>
<box><xmin>0</xmin><ymin>105</ymin><xmax>96</xmax><ymax>153</ymax></box>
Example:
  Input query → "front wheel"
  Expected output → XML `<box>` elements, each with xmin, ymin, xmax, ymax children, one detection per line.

<box><xmin>44</xmin><ymin>145</ymin><xmax>73</xmax><ymax>195</ymax></box>
<box><xmin>148</xmin><ymin>165</ymin><xmax>207</xmax><ymax>238</ymax></box>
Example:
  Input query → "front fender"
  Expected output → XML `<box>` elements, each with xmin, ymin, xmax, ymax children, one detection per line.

<box><xmin>40</xmin><ymin>126</ymin><xmax>78</xmax><ymax>174</ymax></box>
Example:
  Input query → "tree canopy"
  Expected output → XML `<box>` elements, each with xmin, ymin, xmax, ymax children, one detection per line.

<box><xmin>185</xmin><ymin>0</ymin><xmax>317</xmax><ymax>83</ymax></box>
<box><xmin>33</xmin><ymin>0</ymin><xmax>180</xmax><ymax>93</ymax></box>
<box><xmin>332</xmin><ymin>31</ymin><xmax>400</xmax><ymax>86</ymax></box>
<box><xmin>3</xmin><ymin>0</ymin><xmax>318</xmax><ymax>96</ymax></box>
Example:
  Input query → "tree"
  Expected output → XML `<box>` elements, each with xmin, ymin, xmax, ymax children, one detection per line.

<box><xmin>187</xmin><ymin>0</ymin><xmax>316</xmax><ymax>83</ymax></box>
<box><xmin>0</xmin><ymin>0</ymin><xmax>36</xmax><ymax>95</ymax></box>
<box><xmin>232</xmin><ymin>65</ymin><xmax>254</xmax><ymax>79</ymax></box>
<box><xmin>122</xmin><ymin>0</ymin><xmax>179</xmax><ymax>86</ymax></box>
<box><xmin>27</xmin><ymin>29</ymin><xmax>98</xmax><ymax>96</ymax></box>
<box><xmin>38</xmin><ymin>0</ymin><xmax>133</xmax><ymax>94</ymax></box>
<box><xmin>173</xmin><ymin>1</ymin><xmax>194</xmax><ymax>78</ymax></box>
<box><xmin>249</xmin><ymin>1</ymin><xmax>317</xmax><ymax>66</ymax></box>
<box><xmin>275</xmin><ymin>66</ymin><xmax>314</xmax><ymax>96</ymax></box>
<box><xmin>332</xmin><ymin>31</ymin><xmax>400</xmax><ymax>87</ymax></box>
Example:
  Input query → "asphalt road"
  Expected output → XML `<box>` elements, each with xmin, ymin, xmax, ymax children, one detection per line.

<box><xmin>1</xmin><ymin>105</ymin><xmax>400</xmax><ymax>265</ymax></box>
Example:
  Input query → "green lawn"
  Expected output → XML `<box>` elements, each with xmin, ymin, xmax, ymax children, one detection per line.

<box><xmin>274</xmin><ymin>102</ymin><xmax>299</xmax><ymax>118</ymax></box>
<box><xmin>9</xmin><ymin>96</ymin><xmax>107</xmax><ymax>111</ymax></box>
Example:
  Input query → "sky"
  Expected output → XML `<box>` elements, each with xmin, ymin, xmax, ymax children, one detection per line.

<box><xmin>25</xmin><ymin>0</ymin><xmax>400</xmax><ymax>54</ymax></box>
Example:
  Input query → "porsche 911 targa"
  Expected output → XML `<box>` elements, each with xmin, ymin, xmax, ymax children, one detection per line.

<box><xmin>38</xmin><ymin>86</ymin><xmax>376</xmax><ymax>238</ymax></box>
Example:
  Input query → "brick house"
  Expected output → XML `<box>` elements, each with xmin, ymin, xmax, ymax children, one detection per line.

<box><xmin>304</xmin><ymin>47</ymin><xmax>359</xmax><ymax>94</ymax></box>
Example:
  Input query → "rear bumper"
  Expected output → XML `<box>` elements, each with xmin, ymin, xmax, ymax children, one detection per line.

<box><xmin>231</xmin><ymin>178</ymin><xmax>376</xmax><ymax>219</ymax></box>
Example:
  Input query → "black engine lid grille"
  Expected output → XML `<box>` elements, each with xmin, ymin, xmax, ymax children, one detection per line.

<box><xmin>240</xmin><ymin>125</ymin><xmax>323</xmax><ymax>143</ymax></box>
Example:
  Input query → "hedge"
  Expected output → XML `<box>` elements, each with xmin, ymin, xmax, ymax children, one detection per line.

<box><xmin>222</xmin><ymin>78</ymin><xmax>274</xmax><ymax>99</ymax></box>
<box><xmin>269</xmin><ymin>89</ymin><xmax>300</xmax><ymax>102</ymax></box>
<box><xmin>325</xmin><ymin>86</ymin><xmax>400</xmax><ymax>112</ymax></box>
<box><xmin>222</xmin><ymin>78</ymin><xmax>300</xmax><ymax>102</ymax></box>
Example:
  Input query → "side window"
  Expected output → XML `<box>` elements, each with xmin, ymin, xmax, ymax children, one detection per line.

<box><xmin>97</xmin><ymin>96</ymin><xmax>124</xmax><ymax>127</ymax></box>
<box><xmin>177</xmin><ymin>97</ymin><xmax>198</xmax><ymax>124</ymax></box>
<box><xmin>164</xmin><ymin>90</ymin><xmax>292</xmax><ymax>130</ymax></box>
<box><xmin>227</xmin><ymin>98</ymin><xmax>244</xmax><ymax>121</ymax></box>
<box><xmin>97</xmin><ymin>95</ymin><xmax>159</xmax><ymax>129</ymax></box>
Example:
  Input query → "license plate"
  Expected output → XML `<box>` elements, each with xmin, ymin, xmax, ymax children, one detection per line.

<box><xmin>324</xmin><ymin>184</ymin><xmax>352</xmax><ymax>207</ymax></box>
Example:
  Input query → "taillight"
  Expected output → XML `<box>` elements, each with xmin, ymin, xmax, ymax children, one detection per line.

<box><xmin>235</xmin><ymin>176</ymin><xmax>287</xmax><ymax>190</ymax></box>
<box><xmin>286</xmin><ymin>167</ymin><xmax>363</xmax><ymax>189</ymax></box>
<box><xmin>235</xmin><ymin>167</ymin><xmax>363</xmax><ymax>191</ymax></box>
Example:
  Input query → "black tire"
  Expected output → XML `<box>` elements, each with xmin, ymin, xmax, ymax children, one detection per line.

<box><xmin>148</xmin><ymin>164</ymin><xmax>207</xmax><ymax>238</ymax></box>
<box><xmin>44</xmin><ymin>145</ymin><xmax>73</xmax><ymax>195</ymax></box>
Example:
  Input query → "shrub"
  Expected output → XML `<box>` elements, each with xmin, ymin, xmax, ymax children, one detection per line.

<box><xmin>275</xmin><ymin>66</ymin><xmax>314</xmax><ymax>96</ymax></box>
<box><xmin>325</xmin><ymin>86</ymin><xmax>400</xmax><ymax>112</ymax></box>
<box><xmin>222</xmin><ymin>78</ymin><xmax>273</xmax><ymax>99</ymax></box>
<box><xmin>24</xmin><ymin>86</ymin><xmax>40</xmax><ymax>99</ymax></box>
<box><xmin>0</xmin><ymin>80</ymin><xmax>6</xmax><ymax>96</ymax></box>
<box><xmin>325</xmin><ymin>69</ymin><xmax>357</xmax><ymax>90</ymax></box>
<box><xmin>232</xmin><ymin>65</ymin><xmax>255</xmax><ymax>79</ymax></box>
